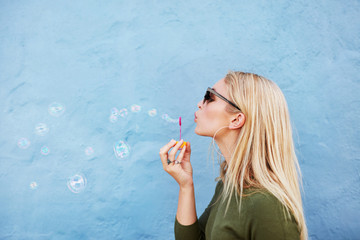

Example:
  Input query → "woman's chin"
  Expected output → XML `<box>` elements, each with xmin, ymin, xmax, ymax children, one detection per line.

<box><xmin>194</xmin><ymin>128</ymin><xmax>208</xmax><ymax>137</ymax></box>
<box><xmin>194</xmin><ymin>127</ymin><xmax>201</xmax><ymax>136</ymax></box>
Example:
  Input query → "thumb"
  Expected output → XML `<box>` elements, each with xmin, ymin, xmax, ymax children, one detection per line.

<box><xmin>183</xmin><ymin>142</ymin><xmax>191</xmax><ymax>160</ymax></box>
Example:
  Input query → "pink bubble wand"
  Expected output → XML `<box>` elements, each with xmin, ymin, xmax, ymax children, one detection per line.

<box><xmin>179</xmin><ymin>117</ymin><xmax>182</xmax><ymax>140</ymax></box>
<box><xmin>177</xmin><ymin>117</ymin><xmax>187</xmax><ymax>148</ymax></box>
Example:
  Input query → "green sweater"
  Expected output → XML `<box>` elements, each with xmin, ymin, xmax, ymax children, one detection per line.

<box><xmin>175</xmin><ymin>181</ymin><xmax>300</xmax><ymax>240</ymax></box>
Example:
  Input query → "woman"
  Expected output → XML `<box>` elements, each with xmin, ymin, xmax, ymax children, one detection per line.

<box><xmin>159</xmin><ymin>71</ymin><xmax>308</xmax><ymax>240</ymax></box>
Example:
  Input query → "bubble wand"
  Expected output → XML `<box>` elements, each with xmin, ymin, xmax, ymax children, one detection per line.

<box><xmin>179</xmin><ymin>116</ymin><xmax>182</xmax><ymax>140</ymax></box>
<box><xmin>176</xmin><ymin>116</ymin><xmax>187</xmax><ymax>149</ymax></box>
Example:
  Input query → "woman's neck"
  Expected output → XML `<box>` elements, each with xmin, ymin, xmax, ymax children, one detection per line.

<box><xmin>215</xmin><ymin>130</ymin><xmax>239</xmax><ymax>163</ymax></box>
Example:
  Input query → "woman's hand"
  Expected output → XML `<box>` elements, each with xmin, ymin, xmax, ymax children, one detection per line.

<box><xmin>159</xmin><ymin>139</ymin><xmax>193</xmax><ymax>188</ymax></box>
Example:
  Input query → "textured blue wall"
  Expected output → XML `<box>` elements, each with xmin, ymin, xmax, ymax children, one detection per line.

<box><xmin>0</xmin><ymin>0</ymin><xmax>359</xmax><ymax>239</ymax></box>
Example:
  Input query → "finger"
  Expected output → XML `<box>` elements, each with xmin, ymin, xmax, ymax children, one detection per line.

<box><xmin>175</xmin><ymin>144</ymin><xmax>187</xmax><ymax>163</ymax></box>
<box><xmin>185</xmin><ymin>141</ymin><xmax>191</xmax><ymax>153</ymax></box>
<box><xmin>159</xmin><ymin>139</ymin><xmax>177</xmax><ymax>155</ymax></box>
<box><xmin>159</xmin><ymin>139</ymin><xmax>177</xmax><ymax>166</ymax></box>
<box><xmin>168</xmin><ymin>139</ymin><xmax>184</xmax><ymax>161</ymax></box>
<box><xmin>182</xmin><ymin>142</ymin><xmax>191</xmax><ymax>162</ymax></box>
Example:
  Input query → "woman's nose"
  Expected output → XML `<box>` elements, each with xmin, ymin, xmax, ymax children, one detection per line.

<box><xmin>197</xmin><ymin>100</ymin><xmax>203</xmax><ymax>109</ymax></box>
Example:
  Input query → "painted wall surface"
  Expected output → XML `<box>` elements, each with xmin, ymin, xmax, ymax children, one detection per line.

<box><xmin>0</xmin><ymin>0</ymin><xmax>359</xmax><ymax>239</ymax></box>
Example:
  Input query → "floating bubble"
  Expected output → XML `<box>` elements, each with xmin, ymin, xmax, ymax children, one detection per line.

<box><xmin>85</xmin><ymin>147</ymin><xmax>94</xmax><ymax>156</ymax></box>
<box><xmin>30</xmin><ymin>182</ymin><xmax>38</xmax><ymax>190</ymax></box>
<box><xmin>17</xmin><ymin>138</ymin><xmax>31</xmax><ymax>149</ymax></box>
<box><xmin>162</xmin><ymin>114</ymin><xmax>177</xmax><ymax>123</ymax></box>
<box><xmin>148</xmin><ymin>109</ymin><xmax>157</xmax><ymax>117</ymax></box>
<box><xmin>114</xmin><ymin>140</ymin><xmax>130</xmax><ymax>159</ymax></box>
<box><xmin>162</xmin><ymin>113</ymin><xmax>169</xmax><ymax>120</ymax></box>
<box><xmin>35</xmin><ymin>123</ymin><xmax>49</xmax><ymax>136</ymax></box>
<box><xmin>67</xmin><ymin>174</ymin><xmax>87</xmax><ymax>193</ymax></box>
<box><xmin>48</xmin><ymin>102</ymin><xmax>65</xmax><ymax>117</ymax></box>
<box><xmin>131</xmin><ymin>104</ymin><xmax>141</xmax><ymax>113</ymax></box>
<box><xmin>40</xmin><ymin>146</ymin><xmax>50</xmax><ymax>155</ymax></box>
<box><xmin>110</xmin><ymin>107</ymin><xmax>119</xmax><ymax>116</ymax></box>
<box><xmin>109</xmin><ymin>114</ymin><xmax>118</xmax><ymax>123</ymax></box>
<box><xmin>119</xmin><ymin>108</ymin><xmax>128</xmax><ymax>117</ymax></box>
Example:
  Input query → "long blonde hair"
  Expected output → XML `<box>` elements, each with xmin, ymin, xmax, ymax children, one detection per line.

<box><xmin>218</xmin><ymin>71</ymin><xmax>307</xmax><ymax>239</ymax></box>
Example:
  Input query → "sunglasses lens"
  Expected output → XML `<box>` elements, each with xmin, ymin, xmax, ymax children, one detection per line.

<box><xmin>203</xmin><ymin>91</ymin><xmax>210</xmax><ymax>103</ymax></box>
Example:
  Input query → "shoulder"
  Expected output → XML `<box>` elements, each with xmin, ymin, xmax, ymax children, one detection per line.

<box><xmin>214</xmin><ymin>180</ymin><xmax>224</xmax><ymax>192</ymax></box>
<box><xmin>245</xmin><ymin>189</ymin><xmax>285</xmax><ymax>215</ymax></box>
<box><xmin>242</xmin><ymin>189</ymin><xmax>300</xmax><ymax>239</ymax></box>
<box><xmin>243</xmin><ymin>189</ymin><xmax>293</xmax><ymax>222</ymax></box>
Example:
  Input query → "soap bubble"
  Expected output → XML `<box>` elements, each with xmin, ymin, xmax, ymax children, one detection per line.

<box><xmin>119</xmin><ymin>108</ymin><xmax>128</xmax><ymax>118</ymax></box>
<box><xmin>17</xmin><ymin>138</ymin><xmax>31</xmax><ymax>149</ymax></box>
<box><xmin>162</xmin><ymin>114</ymin><xmax>177</xmax><ymax>123</ymax></box>
<box><xmin>110</xmin><ymin>107</ymin><xmax>119</xmax><ymax>116</ymax></box>
<box><xmin>40</xmin><ymin>146</ymin><xmax>50</xmax><ymax>155</ymax></box>
<box><xmin>48</xmin><ymin>102</ymin><xmax>65</xmax><ymax>117</ymax></box>
<box><xmin>85</xmin><ymin>147</ymin><xmax>94</xmax><ymax>156</ymax></box>
<box><xmin>131</xmin><ymin>104</ymin><xmax>141</xmax><ymax>113</ymax></box>
<box><xmin>67</xmin><ymin>174</ymin><xmax>87</xmax><ymax>193</ymax></box>
<box><xmin>114</xmin><ymin>140</ymin><xmax>130</xmax><ymax>159</ymax></box>
<box><xmin>148</xmin><ymin>109</ymin><xmax>157</xmax><ymax>117</ymax></box>
<box><xmin>35</xmin><ymin>123</ymin><xmax>49</xmax><ymax>136</ymax></box>
<box><xmin>162</xmin><ymin>113</ymin><xmax>169</xmax><ymax>120</ymax></box>
<box><xmin>109</xmin><ymin>114</ymin><xmax>118</xmax><ymax>123</ymax></box>
<box><xmin>30</xmin><ymin>182</ymin><xmax>38</xmax><ymax>190</ymax></box>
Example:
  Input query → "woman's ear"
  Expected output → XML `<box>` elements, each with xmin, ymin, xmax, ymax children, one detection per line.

<box><xmin>229</xmin><ymin>113</ymin><xmax>246</xmax><ymax>130</ymax></box>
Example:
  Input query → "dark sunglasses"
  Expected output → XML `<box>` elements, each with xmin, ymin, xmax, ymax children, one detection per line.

<box><xmin>203</xmin><ymin>87</ymin><xmax>241</xmax><ymax>111</ymax></box>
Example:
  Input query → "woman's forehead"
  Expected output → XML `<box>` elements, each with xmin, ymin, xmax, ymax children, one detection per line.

<box><xmin>212</xmin><ymin>78</ymin><xmax>228</xmax><ymax>96</ymax></box>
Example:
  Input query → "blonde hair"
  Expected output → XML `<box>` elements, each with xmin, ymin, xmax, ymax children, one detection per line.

<box><xmin>218</xmin><ymin>71</ymin><xmax>308</xmax><ymax>239</ymax></box>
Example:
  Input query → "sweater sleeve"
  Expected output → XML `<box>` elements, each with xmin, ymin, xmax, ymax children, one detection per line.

<box><xmin>174</xmin><ymin>181</ymin><xmax>222</xmax><ymax>240</ymax></box>
<box><xmin>174</xmin><ymin>218</ymin><xmax>203</xmax><ymax>240</ymax></box>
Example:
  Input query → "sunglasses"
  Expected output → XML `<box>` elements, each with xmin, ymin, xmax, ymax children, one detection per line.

<box><xmin>203</xmin><ymin>87</ymin><xmax>241</xmax><ymax>111</ymax></box>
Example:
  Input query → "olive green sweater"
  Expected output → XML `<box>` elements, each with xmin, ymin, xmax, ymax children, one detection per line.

<box><xmin>175</xmin><ymin>181</ymin><xmax>300</xmax><ymax>240</ymax></box>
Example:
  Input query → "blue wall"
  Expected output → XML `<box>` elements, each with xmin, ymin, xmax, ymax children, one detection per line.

<box><xmin>1</xmin><ymin>0</ymin><xmax>359</xmax><ymax>239</ymax></box>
